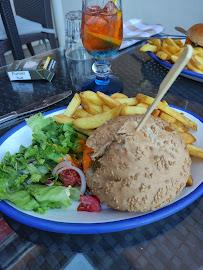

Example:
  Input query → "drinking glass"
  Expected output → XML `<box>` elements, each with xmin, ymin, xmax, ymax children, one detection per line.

<box><xmin>81</xmin><ymin>0</ymin><xmax>123</xmax><ymax>94</ymax></box>
<box><xmin>65</xmin><ymin>11</ymin><xmax>83</xmax><ymax>54</ymax></box>
<box><xmin>65</xmin><ymin>10</ymin><xmax>93</xmax><ymax>91</ymax></box>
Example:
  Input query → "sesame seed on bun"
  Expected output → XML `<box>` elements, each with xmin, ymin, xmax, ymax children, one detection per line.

<box><xmin>85</xmin><ymin>115</ymin><xmax>191</xmax><ymax>212</ymax></box>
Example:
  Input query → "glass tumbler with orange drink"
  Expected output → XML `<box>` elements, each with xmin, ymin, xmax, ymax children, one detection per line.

<box><xmin>81</xmin><ymin>0</ymin><xmax>123</xmax><ymax>94</ymax></box>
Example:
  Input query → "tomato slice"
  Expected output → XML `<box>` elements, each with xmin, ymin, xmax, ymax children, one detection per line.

<box><xmin>77</xmin><ymin>195</ymin><xmax>101</xmax><ymax>212</ymax></box>
<box><xmin>60</xmin><ymin>168</ymin><xmax>81</xmax><ymax>186</ymax></box>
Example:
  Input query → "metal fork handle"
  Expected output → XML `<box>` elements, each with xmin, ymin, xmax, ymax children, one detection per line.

<box><xmin>175</xmin><ymin>27</ymin><xmax>187</xmax><ymax>35</ymax></box>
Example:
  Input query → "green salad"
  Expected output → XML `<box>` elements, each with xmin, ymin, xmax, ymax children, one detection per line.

<box><xmin>0</xmin><ymin>113</ymin><xmax>86</xmax><ymax>214</ymax></box>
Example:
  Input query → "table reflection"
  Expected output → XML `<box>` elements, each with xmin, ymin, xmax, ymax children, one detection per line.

<box><xmin>2</xmin><ymin>197</ymin><xmax>200</xmax><ymax>253</ymax></box>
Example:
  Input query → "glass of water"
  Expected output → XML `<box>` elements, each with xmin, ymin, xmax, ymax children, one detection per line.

<box><xmin>65</xmin><ymin>10</ymin><xmax>93</xmax><ymax>91</ymax></box>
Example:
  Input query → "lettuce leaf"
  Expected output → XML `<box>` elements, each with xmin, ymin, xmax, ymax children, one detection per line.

<box><xmin>26</xmin><ymin>113</ymin><xmax>52</xmax><ymax>132</ymax></box>
<box><xmin>25</xmin><ymin>184</ymin><xmax>80</xmax><ymax>208</ymax></box>
<box><xmin>3</xmin><ymin>190</ymin><xmax>40</xmax><ymax>211</ymax></box>
<box><xmin>0</xmin><ymin>113</ymin><xmax>84</xmax><ymax>214</ymax></box>
<box><xmin>0</xmin><ymin>166</ymin><xmax>28</xmax><ymax>192</ymax></box>
<box><xmin>0</xmin><ymin>180</ymin><xmax>81</xmax><ymax>214</ymax></box>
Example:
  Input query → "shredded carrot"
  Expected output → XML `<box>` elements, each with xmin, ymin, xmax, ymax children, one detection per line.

<box><xmin>82</xmin><ymin>145</ymin><xmax>94</xmax><ymax>171</ymax></box>
<box><xmin>77</xmin><ymin>139</ymin><xmax>86</xmax><ymax>145</ymax></box>
<box><xmin>78</xmin><ymin>134</ymin><xmax>86</xmax><ymax>140</ymax></box>
<box><xmin>73</xmin><ymin>143</ymin><xmax>83</xmax><ymax>154</ymax></box>
<box><xmin>65</xmin><ymin>154</ymin><xmax>72</xmax><ymax>161</ymax></box>
<box><xmin>64</xmin><ymin>154</ymin><xmax>82</xmax><ymax>169</ymax></box>
<box><xmin>73</xmin><ymin>138</ymin><xmax>86</xmax><ymax>154</ymax></box>
<box><xmin>58</xmin><ymin>157</ymin><xmax>64</xmax><ymax>163</ymax></box>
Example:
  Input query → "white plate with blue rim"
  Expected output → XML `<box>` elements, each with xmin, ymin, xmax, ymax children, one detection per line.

<box><xmin>0</xmin><ymin>106</ymin><xmax>202</xmax><ymax>234</ymax></box>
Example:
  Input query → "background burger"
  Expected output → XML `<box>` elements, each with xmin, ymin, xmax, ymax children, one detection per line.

<box><xmin>186</xmin><ymin>23</ymin><xmax>203</xmax><ymax>47</ymax></box>
<box><xmin>84</xmin><ymin>115</ymin><xmax>191</xmax><ymax>212</ymax></box>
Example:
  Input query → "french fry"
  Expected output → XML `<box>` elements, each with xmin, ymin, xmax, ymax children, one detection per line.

<box><xmin>157</xmin><ymin>104</ymin><xmax>197</xmax><ymax>131</ymax></box>
<box><xmin>186</xmin><ymin>61</ymin><xmax>203</xmax><ymax>74</ymax></box>
<box><xmin>75</xmin><ymin>109</ymin><xmax>92</xmax><ymax>118</ymax></box>
<box><xmin>153</xmin><ymin>39</ymin><xmax>162</xmax><ymax>51</ymax></box>
<box><xmin>193</xmin><ymin>47</ymin><xmax>203</xmax><ymax>56</ymax></box>
<box><xmin>136</xmin><ymin>103</ymin><xmax>149</xmax><ymax>109</ymax></box>
<box><xmin>136</xmin><ymin>94</ymin><xmax>156</xmax><ymax>104</ymax></box>
<box><xmin>156</xmin><ymin>51</ymin><xmax>169</xmax><ymax>61</ymax></box>
<box><xmin>136</xmin><ymin>93</ymin><xmax>153</xmax><ymax>103</ymax></box>
<box><xmin>190</xmin><ymin>55</ymin><xmax>203</xmax><ymax>72</ymax></box>
<box><xmin>136</xmin><ymin>94</ymin><xmax>197</xmax><ymax>130</ymax></box>
<box><xmin>53</xmin><ymin>114</ymin><xmax>74</xmax><ymax>124</ymax></box>
<box><xmin>63</xmin><ymin>93</ymin><xmax>81</xmax><ymax>117</ymax></box>
<box><xmin>174</xmin><ymin>40</ymin><xmax>183</xmax><ymax>47</ymax></box>
<box><xmin>52</xmin><ymin>113</ymin><xmax>94</xmax><ymax>136</ymax></box>
<box><xmin>73</xmin><ymin>126</ymin><xmax>94</xmax><ymax>136</ymax></box>
<box><xmin>171</xmin><ymin>123</ymin><xmax>183</xmax><ymax>132</ymax></box>
<box><xmin>160</xmin><ymin>112</ymin><xmax>176</xmax><ymax>124</ymax></box>
<box><xmin>179</xmin><ymin>132</ymin><xmax>196</xmax><ymax>144</ymax></box>
<box><xmin>160</xmin><ymin>44</ymin><xmax>172</xmax><ymax>57</ymax></box>
<box><xmin>173</xmin><ymin>119</ymin><xmax>189</xmax><ymax>132</ymax></box>
<box><xmin>187</xmin><ymin>144</ymin><xmax>203</xmax><ymax>159</ymax></box>
<box><xmin>186</xmin><ymin>175</ymin><xmax>193</xmax><ymax>186</ymax></box>
<box><xmin>81</xmin><ymin>101</ymin><xmax>101</xmax><ymax>115</ymax></box>
<box><xmin>111</xmin><ymin>93</ymin><xmax>128</xmax><ymax>99</ymax></box>
<box><xmin>89</xmin><ymin>103</ymin><xmax>102</xmax><ymax>113</ymax></box>
<box><xmin>140</xmin><ymin>38</ymin><xmax>203</xmax><ymax>74</ymax></box>
<box><xmin>173</xmin><ymin>47</ymin><xmax>184</xmax><ymax>56</ymax></box>
<box><xmin>140</xmin><ymin>44</ymin><xmax>158</xmax><ymax>52</ymax></box>
<box><xmin>165</xmin><ymin>37</ymin><xmax>180</xmax><ymax>51</ymax></box>
<box><xmin>147</xmin><ymin>40</ymin><xmax>154</xmax><ymax>45</ymax></box>
<box><xmin>80</xmin><ymin>95</ymin><xmax>102</xmax><ymax>114</ymax></box>
<box><xmin>73</xmin><ymin>106</ymin><xmax>123</xmax><ymax>129</ymax></box>
<box><xmin>97</xmin><ymin>91</ymin><xmax>121</xmax><ymax>108</ymax></box>
<box><xmin>121</xmin><ymin>106</ymin><xmax>147</xmax><ymax>116</ymax></box>
<box><xmin>103</xmin><ymin>105</ymin><xmax>111</xmax><ymax>112</ymax></box>
<box><xmin>171</xmin><ymin>55</ymin><xmax>179</xmax><ymax>63</ymax></box>
<box><xmin>162</xmin><ymin>100</ymin><xmax>168</xmax><ymax>105</ymax></box>
<box><xmin>171</xmin><ymin>123</ymin><xmax>189</xmax><ymax>133</ymax></box>
<box><xmin>166</xmin><ymin>44</ymin><xmax>180</xmax><ymax>54</ymax></box>
<box><xmin>151</xmin><ymin>109</ymin><xmax>160</xmax><ymax>117</ymax></box>
<box><xmin>115</xmin><ymin>97</ymin><xmax>138</xmax><ymax>106</ymax></box>
<box><xmin>195</xmin><ymin>54</ymin><xmax>203</xmax><ymax>63</ymax></box>
<box><xmin>80</xmin><ymin>91</ymin><xmax>104</xmax><ymax>106</ymax></box>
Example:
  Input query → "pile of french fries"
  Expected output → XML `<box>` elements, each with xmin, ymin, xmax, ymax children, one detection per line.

<box><xmin>140</xmin><ymin>37</ymin><xmax>203</xmax><ymax>74</ymax></box>
<box><xmin>53</xmin><ymin>91</ymin><xmax>203</xmax><ymax>186</ymax></box>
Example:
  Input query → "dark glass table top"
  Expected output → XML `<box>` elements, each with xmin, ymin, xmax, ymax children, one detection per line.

<box><xmin>0</xmin><ymin>44</ymin><xmax>202</xmax><ymax>270</ymax></box>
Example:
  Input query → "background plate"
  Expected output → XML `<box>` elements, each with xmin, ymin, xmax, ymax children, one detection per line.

<box><xmin>146</xmin><ymin>35</ymin><xmax>203</xmax><ymax>82</ymax></box>
<box><xmin>0</xmin><ymin>106</ymin><xmax>202</xmax><ymax>234</ymax></box>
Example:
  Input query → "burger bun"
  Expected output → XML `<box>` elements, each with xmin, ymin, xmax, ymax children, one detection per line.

<box><xmin>85</xmin><ymin>115</ymin><xmax>191</xmax><ymax>212</ymax></box>
<box><xmin>187</xmin><ymin>23</ymin><xmax>203</xmax><ymax>47</ymax></box>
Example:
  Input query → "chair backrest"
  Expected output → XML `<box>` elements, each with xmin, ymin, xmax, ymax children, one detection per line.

<box><xmin>13</xmin><ymin>0</ymin><xmax>54</xmax><ymax>29</ymax></box>
<box><xmin>0</xmin><ymin>0</ymin><xmax>24</xmax><ymax>60</ymax></box>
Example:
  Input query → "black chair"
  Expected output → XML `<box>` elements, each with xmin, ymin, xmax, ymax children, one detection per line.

<box><xmin>0</xmin><ymin>0</ymin><xmax>57</xmax><ymax>67</ymax></box>
<box><xmin>0</xmin><ymin>0</ymin><xmax>24</xmax><ymax>65</ymax></box>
